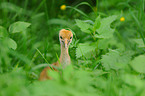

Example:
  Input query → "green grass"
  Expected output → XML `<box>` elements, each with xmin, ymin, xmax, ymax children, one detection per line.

<box><xmin>0</xmin><ymin>0</ymin><xmax>145</xmax><ymax>96</ymax></box>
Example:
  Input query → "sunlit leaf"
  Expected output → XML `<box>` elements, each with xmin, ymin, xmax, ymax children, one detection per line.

<box><xmin>95</xmin><ymin>15</ymin><xmax>117</xmax><ymax>38</ymax></box>
<box><xmin>6</xmin><ymin>37</ymin><xmax>17</xmax><ymax>50</ymax></box>
<box><xmin>76</xmin><ymin>43</ymin><xmax>96</xmax><ymax>58</ymax></box>
<box><xmin>121</xmin><ymin>74</ymin><xmax>144</xmax><ymax>88</ymax></box>
<box><xmin>9</xmin><ymin>21</ymin><xmax>31</xmax><ymax>33</ymax></box>
<box><xmin>93</xmin><ymin>16</ymin><xmax>101</xmax><ymax>31</ymax></box>
<box><xmin>101</xmin><ymin>50</ymin><xmax>132</xmax><ymax>70</ymax></box>
<box><xmin>48</xmin><ymin>70</ymin><xmax>60</xmax><ymax>81</ymax></box>
<box><xmin>75</xmin><ymin>19</ymin><xmax>93</xmax><ymax>33</ymax></box>
<box><xmin>132</xmin><ymin>38</ymin><xmax>145</xmax><ymax>48</ymax></box>
<box><xmin>63</xmin><ymin>65</ymin><xmax>74</xmax><ymax>84</ymax></box>
<box><xmin>0</xmin><ymin>68</ymin><xmax>28</xmax><ymax>96</ymax></box>
<box><xmin>98</xmin><ymin>37</ymin><xmax>125</xmax><ymax>50</ymax></box>
<box><xmin>130</xmin><ymin>55</ymin><xmax>145</xmax><ymax>73</ymax></box>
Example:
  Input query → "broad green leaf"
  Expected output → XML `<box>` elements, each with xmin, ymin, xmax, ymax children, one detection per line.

<box><xmin>0</xmin><ymin>26</ymin><xmax>8</xmax><ymax>37</ymax></box>
<box><xmin>93</xmin><ymin>77</ymin><xmax>107</xmax><ymax>90</ymax></box>
<box><xmin>95</xmin><ymin>15</ymin><xmax>117</xmax><ymax>38</ymax></box>
<box><xmin>63</xmin><ymin>65</ymin><xmax>74</xmax><ymax>84</ymax></box>
<box><xmin>93</xmin><ymin>16</ymin><xmax>101</xmax><ymax>31</ymax></box>
<box><xmin>0</xmin><ymin>68</ymin><xmax>28</xmax><ymax>96</ymax></box>
<box><xmin>9</xmin><ymin>21</ymin><xmax>31</xmax><ymax>33</ymax></box>
<box><xmin>121</xmin><ymin>74</ymin><xmax>144</xmax><ymax>88</ymax></box>
<box><xmin>76</xmin><ymin>43</ymin><xmax>96</xmax><ymax>58</ymax></box>
<box><xmin>98</xmin><ymin>37</ymin><xmax>125</xmax><ymax>50</ymax></box>
<box><xmin>130</xmin><ymin>55</ymin><xmax>145</xmax><ymax>73</ymax></box>
<box><xmin>101</xmin><ymin>50</ymin><xmax>132</xmax><ymax>70</ymax></box>
<box><xmin>48</xmin><ymin>70</ymin><xmax>60</xmax><ymax>81</ymax></box>
<box><xmin>132</xmin><ymin>38</ymin><xmax>145</xmax><ymax>48</ymax></box>
<box><xmin>74</xmin><ymin>70</ymin><xmax>92</xmax><ymax>91</ymax></box>
<box><xmin>6</xmin><ymin>38</ymin><xmax>17</xmax><ymax>50</ymax></box>
<box><xmin>75</xmin><ymin>19</ymin><xmax>93</xmax><ymax>33</ymax></box>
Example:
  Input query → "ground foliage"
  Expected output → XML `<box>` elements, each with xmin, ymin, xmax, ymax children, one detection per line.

<box><xmin>0</xmin><ymin>0</ymin><xmax>145</xmax><ymax>96</ymax></box>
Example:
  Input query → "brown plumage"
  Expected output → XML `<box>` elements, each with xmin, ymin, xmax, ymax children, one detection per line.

<box><xmin>39</xmin><ymin>29</ymin><xmax>73</xmax><ymax>81</ymax></box>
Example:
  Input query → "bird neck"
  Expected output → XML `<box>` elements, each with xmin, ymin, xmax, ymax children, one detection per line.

<box><xmin>59</xmin><ymin>44</ymin><xmax>71</xmax><ymax>67</ymax></box>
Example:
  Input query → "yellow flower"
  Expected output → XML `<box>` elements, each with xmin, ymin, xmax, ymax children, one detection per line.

<box><xmin>60</xmin><ymin>5</ymin><xmax>66</xmax><ymax>10</ymax></box>
<box><xmin>120</xmin><ymin>17</ymin><xmax>125</xmax><ymax>22</ymax></box>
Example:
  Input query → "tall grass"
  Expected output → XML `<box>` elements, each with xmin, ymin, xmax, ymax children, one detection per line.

<box><xmin>0</xmin><ymin>0</ymin><xmax>145</xmax><ymax>96</ymax></box>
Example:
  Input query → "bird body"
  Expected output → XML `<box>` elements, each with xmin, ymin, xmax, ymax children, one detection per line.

<box><xmin>39</xmin><ymin>29</ymin><xmax>73</xmax><ymax>80</ymax></box>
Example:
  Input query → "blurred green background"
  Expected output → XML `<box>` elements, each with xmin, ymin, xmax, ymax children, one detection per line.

<box><xmin>0</xmin><ymin>0</ymin><xmax>145</xmax><ymax>96</ymax></box>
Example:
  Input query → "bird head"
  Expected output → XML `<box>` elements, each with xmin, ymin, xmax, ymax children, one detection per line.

<box><xmin>59</xmin><ymin>29</ymin><xmax>73</xmax><ymax>48</ymax></box>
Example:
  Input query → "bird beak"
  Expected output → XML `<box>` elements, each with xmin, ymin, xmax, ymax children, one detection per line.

<box><xmin>64</xmin><ymin>39</ymin><xmax>67</xmax><ymax>48</ymax></box>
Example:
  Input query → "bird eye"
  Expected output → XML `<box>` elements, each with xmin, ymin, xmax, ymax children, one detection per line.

<box><xmin>60</xmin><ymin>36</ymin><xmax>63</xmax><ymax>39</ymax></box>
<box><xmin>70</xmin><ymin>37</ymin><xmax>72</xmax><ymax>39</ymax></box>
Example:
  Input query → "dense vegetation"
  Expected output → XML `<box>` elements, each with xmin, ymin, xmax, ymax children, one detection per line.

<box><xmin>0</xmin><ymin>0</ymin><xmax>145</xmax><ymax>96</ymax></box>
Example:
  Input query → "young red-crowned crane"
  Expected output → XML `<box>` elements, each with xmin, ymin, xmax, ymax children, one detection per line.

<box><xmin>39</xmin><ymin>29</ymin><xmax>73</xmax><ymax>80</ymax></box>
